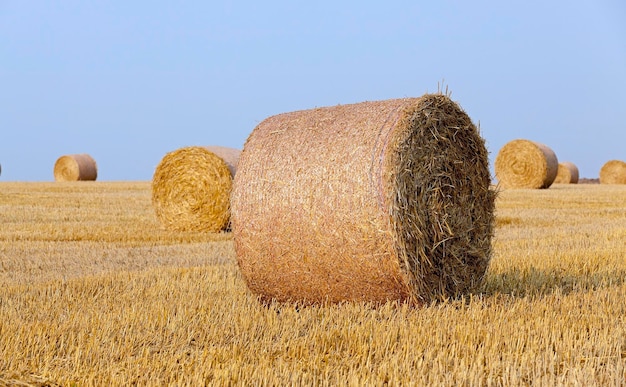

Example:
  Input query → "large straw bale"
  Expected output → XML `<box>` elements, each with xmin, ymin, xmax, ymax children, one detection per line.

<box><xmin>599</xmin><ymin>160</ymin><xmax>626</xmax><ymax>184</ymax></box>
<box><xmin>494</xmin><ymin>139</ymin><xmax>558</xmax><ymax>189</ymax></box>
<box><xmin>151</xmin><ymin>146</ymin><xmax>240</xmax><ymax>232</ymax></box>
<box><xmin>53</xmin><ymin>154</ymin><xmax>98</xmax><ymax>181</ymax></box>
<box><xmin>231</xmin><ymin>94</ymin><xmax>496</xmax><ymax>305</ymax></box>
<box><xmin>553</xmin><ymin>161</ymin><xmax>579</xmax><ymax>184</ymax></box>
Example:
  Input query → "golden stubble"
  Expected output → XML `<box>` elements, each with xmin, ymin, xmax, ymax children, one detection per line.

<box><xmin>1</xmin><ymin>182</ymin><xmax>625</xmax><ymax>385</ymax></box>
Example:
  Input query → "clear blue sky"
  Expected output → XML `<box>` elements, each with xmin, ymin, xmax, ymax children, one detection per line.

<box><xmin>1</xmin><ymin>1</ymin><xmax>625</xmax><ymax>181</ymax></box>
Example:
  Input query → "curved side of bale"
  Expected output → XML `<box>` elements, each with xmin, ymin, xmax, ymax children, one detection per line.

<box><xmin>151</xmin><ymin>146</ymin><xmax>240</xmax><ymax>232</ymax></box>
<box><xmin>231</xmin><ymin>94</ymin><xmax>496</xmax><ymax>305</ymax></box>
<box><xmin>53</xmin><ymin>154</ymin><xmax>98</xmax><ymax>181</ymax></box>
<box><xmin>494</xmin><ymin>139</ymin><xmax>558</xmax><ymax>189</ymax></box>
<box><xmin>599</xmin><ymin>160</ymin><xmax>626</xmax><ymax>184</ymax></box>
<box><xmin>554</xmin><ymin>161</ymin><xmax>579</xmax><ymax>184</ymax></box>
<box><xmin>202</xmin><ymin>145</ymin><xmax>240</xmax><ymax>177</ymax></box>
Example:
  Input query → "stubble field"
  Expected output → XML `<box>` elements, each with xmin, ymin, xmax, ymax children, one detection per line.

<box><xmin>0</xmin><ymin>181</ymin><xmax>625</xmax><ymax>385</ymax></box>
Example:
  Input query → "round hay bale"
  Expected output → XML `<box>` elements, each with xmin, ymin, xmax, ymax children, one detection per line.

<box><xmin>494</xmin><ymin>139</ymin><xmax>558</xmax><ymax>189</ymax></box>
<box><xmin>53</xmin><ymin>154</ymin><xmax>98</xmax><ymax>181</ymax></box>
<box><xmin>553</xmin><ymin>161</ymin><xmax>579</xmax><ymax>184</ymax></box>
<box><xmin>599</xmin><ymin>159</ymin><xmax>626</xmax><ymax>184</ymax></box>
<box><xmin>151</xmin><ymin>146</ymin><xmax>240</xmax><ymax>232</ymax></box>
<box><xmin>231</xmin><ymin>94</ymin><xmax>496</xmax><ymax>305</ymax></box>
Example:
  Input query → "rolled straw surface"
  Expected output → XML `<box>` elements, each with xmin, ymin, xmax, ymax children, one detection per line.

<box><xmin>599</xmin><ymin>160</ymin><xmax>626</xmax><ymax>184</ymax></box>
<box><xmin>231</xmin><ymin>94</ymin><xmax>496</xmax><ymax>305</ymax></box>
<box><xmin>494</xmin><ymin>139</ymin><xmax>558</xmax><ymax>189</ymax></box>
<box><xmin>53</xmin><ymin>154</ymin><xmax>98</xmax><ymax>181</ymax></box>
<box><xmin>553</xmin><ymin>161</ymin><xmax>579</xmax><ymax>184</ymax></box>
<box><xmin>151</xmin><ymin>146</ymin><xmax>240</xmax><ymax>232</ymax></box>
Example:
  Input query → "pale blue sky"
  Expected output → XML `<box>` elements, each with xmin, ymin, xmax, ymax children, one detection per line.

<box><xmin>1</xmin><ymin>1</ymin><xmax>625</xmax><ymax>181</ymax></box>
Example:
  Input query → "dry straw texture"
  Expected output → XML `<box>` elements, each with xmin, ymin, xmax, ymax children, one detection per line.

<box><xmin>231</xmin><ymin>94</ymin><xmax>496</xmax><ymax>305</ymax></box>
<box><xmin>53</xmin><ymin>154</ymin><xmax>98</xmax><ymax>182</ymax></box>
<box><xmin>554</xmin><ymin>161</ymin><xmax>579</xmax><ymax>184</ymax></box>
<box><xmin>599</xmin><ymin>159</ymin><xmax>626</xmax><ymax>184</ymax></box>
<box><xmin>151</xmin><ymin>146</ymin><xmax>240</xmax><ymax>232</ymax></box>
<box><xmin>494</xmin><ymin>139</ymin><xmax>558</xmax><ymax>189</ymax></box>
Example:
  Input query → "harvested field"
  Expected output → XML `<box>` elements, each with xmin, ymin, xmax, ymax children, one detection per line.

<box><xmin>1</xmin><ymin>182</ymin><xmax>625</xmax><ymax>385</ymax></box>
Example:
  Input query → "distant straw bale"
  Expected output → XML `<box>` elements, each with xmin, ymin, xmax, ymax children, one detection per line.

<box><xmin>494</xmin><ymin>139</ymin><xmax>558</xmax><ymax>189</ymax></box>
<box><xmin>599</xmin><ymin>160</ymin><xmax>626</xmax><ymax>184</ymax></box>
<box><xmin>53</xmin><ymin>154</ymin><xmax>98</xmax><ymax>182</ymax></box>
<box><xmin>151</xmin><ymin>146</ymin><xmax>240</xmax><ymax>232</ymax></box>
<box><xmin>231</xmin><ymin>94</ymin><xmax>496</xmax><ymax>305</ymax></box>
<box><xmin>554</xmin><ymin>161</ymin><xmax>579</xmax><ymax>184</ymax></box>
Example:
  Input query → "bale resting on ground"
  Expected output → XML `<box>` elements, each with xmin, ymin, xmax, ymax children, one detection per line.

<box><xmin>53</xmin><ymin>154</ymin><xmax>98</xmax><ymax>181</ymax></box>
<box><xmin>151</xmin><ymin>146</ymin><xmax>240</xmax><ymax>232</ymax></box>
<box><xmin>599</xmin><ymin>160</ymin><xmax>626</xmax><ymax>184</ymax></box>
<box><xmin>554</xmin><ymin>161</ymin><xmax>579</xmax><ymax>184</ymax></box>
<box><xmin>494</xmin><ymin>139</ymin><xmax>558</xmax><ymax>189</ymax></box>
<box><xmin>231</xmin><ymin>93</ymin><xmax>496</xmax><ymax>305</ymax></box>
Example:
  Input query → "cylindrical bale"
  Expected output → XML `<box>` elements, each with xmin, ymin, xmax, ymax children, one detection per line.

<box><xmin>231</xmin><ymin>94</ymin><xmax>496</xmax><ymax>305</ymax></box>
<box><xmin>599</xmin><ymin>160</ymin><xmax>626</xmax><ymax>184</ymax></box>
<box><xmin>494</xmin><ymin>139</ymin><xmax>558</xmax><ymax>189</ymax></box>
<box><xmin>553</xmin><ymin>161</ymin><xmax>579</xmax><ymax>184</ymax></box>
<box><xmin>151</xmin><ymin>146</ymin><xmax>240</xmax><ymax>232</ymax></box>
<box><xmin>53</xmin><ymin>154</ymin><xmax>98</xmax><ymax>181</ymax></box>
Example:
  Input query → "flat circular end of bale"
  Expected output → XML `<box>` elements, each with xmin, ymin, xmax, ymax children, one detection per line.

<box><xmin>554</xmin><ymin>161</ymin><xmax>579</xmax><ymax>184</ymax></box>
<box><xmin>53</xmin><ymin>154</ymin><xmax>98</xmax><ymax>181</ymax></box>
<box><xmin>599</xmin><ymin>160</ymin><xmax>626</xmax><ymax>184</ymax></box>
<box><xmin>494</xmin><ymin>139</ymin><xmax>558</xmax><ymax>189</ymax></box>
<box><xmin>232</xmin><ymin>94</ymin><xmax>495</xmax><ymax>305</ymax></box>
<box><xmin>388</xmin><ymin>95</ymin><xmax>496</xmax><ymax>304</ymax></box>
<box><xmin>151</xmin><ymin>146</ymin><xmax>237</xmax><ymax>232</ymax></box>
